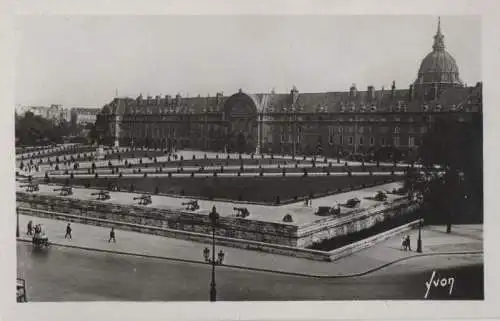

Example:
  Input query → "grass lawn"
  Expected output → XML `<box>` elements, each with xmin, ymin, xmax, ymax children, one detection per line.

<box><xmin>50</xmin><ymin>175</ymin><xmax>399</xmax><ymax>205</ymax></box>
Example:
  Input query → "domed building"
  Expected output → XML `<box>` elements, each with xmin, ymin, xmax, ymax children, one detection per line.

<box><xmin>414</xmin><ymin>18</ymin><xmax>464</xmax><ymax>100</ymax></box>
<box><xmin>97</xmin><ymin>18</ymin><xmax>481</xmax><ymax>160</ymax></box>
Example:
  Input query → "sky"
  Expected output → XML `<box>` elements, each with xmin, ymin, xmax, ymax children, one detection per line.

<box><xmin>14</xmin><ymin>15</ymin><xmax>481</xmax><ymax>108</ymax></box>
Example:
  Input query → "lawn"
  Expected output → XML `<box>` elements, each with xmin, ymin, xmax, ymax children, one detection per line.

<box><xmin>50</xmin><ymin>175</ymin><xmax>400</xmax><ymax>205</ymax></box>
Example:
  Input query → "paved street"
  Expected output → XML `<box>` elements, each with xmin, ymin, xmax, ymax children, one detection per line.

<box><xmin>17</xmin><ymin>242</ymin><xmax>483</xmax><ymax>301</ymax></box>
<box><xmin>17</xmin><ymin>214</ymin><xmax>483</xmax><ymax>277</ymax></box>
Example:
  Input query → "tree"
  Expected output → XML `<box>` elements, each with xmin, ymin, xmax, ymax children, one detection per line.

<box><xmin>15</xmin><ymin>112</ymin><xmax>72</xmax><ymax>146</ymax></box>
<box><xmin>412</xmin><ymin>114</ymin><xmax>482</xmax><ymax>232</ymax></box>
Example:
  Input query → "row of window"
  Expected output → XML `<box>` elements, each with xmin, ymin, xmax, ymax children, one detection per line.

<box><xmin>328</xmin><ymin>126</ymin><xmax>428</xmax><ymax>135</ymax></box>
<box><xmin>327</xmin><ymin>135</ymin><xmax>416</xmax><ymax>147</ymax></box>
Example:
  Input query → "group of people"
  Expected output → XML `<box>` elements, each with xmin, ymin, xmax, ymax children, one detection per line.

<box><xmin>26</xmin><ymin>220</ymin><xmax>44</xmax><ymax>236</ymax></box>
<box><xmin>401</xmin><ymin>234</ymin><xmax>412</xmax><ymax>251</ymax></box>
<box><xmin>27</xmin><ymin>221</ymin><xmax>117</xmax><ymax>243</ymax></box>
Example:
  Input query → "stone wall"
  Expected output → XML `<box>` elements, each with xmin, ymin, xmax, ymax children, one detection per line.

<box><xmin>17</xmin><ymin>191</ymin><xmax>419</xmax><ymax>249</ymax></box>
<box><xmin>17</xmin><ymin>206</ymin><xmax>420</xmax><ymax>262</ymax></box>
<box><xmin>16</xmin><ymin>192</ymin><xmax>298</xmax><ymax>246</ymax></box>
<box><xmin>296</xmin><ymin>198</ymin><xmax>420</xmax><ymax>247</ymax></box>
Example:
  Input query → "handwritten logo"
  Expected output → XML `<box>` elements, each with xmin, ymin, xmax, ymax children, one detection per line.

<box><xmin>425</xmin><ymin>270</ymin><xmax>455</xmax><ymax>299</ymax></box>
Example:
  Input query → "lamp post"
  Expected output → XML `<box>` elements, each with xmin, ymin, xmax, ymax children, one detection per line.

<box><xmin>16</xmin><ymin>207</ymin><xmax>20</xmax><ymax>237</ymax></box>
<box><xmin>416</xmin><ymin>218</ymin><xmax>423</xmax><ymax>253</ymax></box>
<box><xmin>202</xmin><ymin>206</ymin><xmax>225</xmax><ymax>302</ymax></box>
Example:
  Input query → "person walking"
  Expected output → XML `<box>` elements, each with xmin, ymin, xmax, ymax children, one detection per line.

<box><xmin>26</xmin><ymin>220</ymin><xmax>33</xmax><ymax>236</ymax></box>
<box><xmin>406</xmin><ymin>235</ymin><xmax>412</xmax><ymax>251</ymax></box>
<box><xmin>65</xmin><ymin>223</ymin><xmax>72</xmax><ymax>239</ymax></box>
<box><xmin>108</xmin><ymin>227</ymin><xmax>116</xmax><ymax>243</ymax></box>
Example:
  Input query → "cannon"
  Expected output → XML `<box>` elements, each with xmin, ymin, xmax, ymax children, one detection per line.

<box><xmin>91</xmin><ymin>190</ymin><xmax>110</xmax><ymax>200</ymax></box>
<box><xmin>134</xmin><ymin>194</ymin><xmax>152</xmax><ymax>205</ymax></box>
<box><xmin>53</xmin><ymin>186</ymin><xmax>73</xmax><ymax>196</ymax></box>
<box><xmin>182</xmin><ymin>200</ymin><xmax>199</xmax><ymax>211</ymax></box>
<box><xmin>345</xmin><ymin>197</ymin><xmax>361</xmax><ymax>208</ymax></box>
<box><xmin>389</xmin><ymin>187</ymin><xmax>407</xmax><ymax>195</ymax></box>
<box><xmin>374</xmin><ymin>190</ymin><xmax>388</xmax><ymax>201</ymax></box>
<box><xmin>315</xmin><ymin>204</ymin><xmax>341</xmax><ymax>216</ymax></box>
<box><xmin>21</xmin><ymin>183</ymin><xmax>39</xmax><ymax>192</ymax></box>
<box><xmin>233</xmin><ymin>207</ymin><xmax>250</xmax><ymax>218</ymax></box>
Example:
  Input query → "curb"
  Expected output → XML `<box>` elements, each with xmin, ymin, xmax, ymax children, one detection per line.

<box><xmin>17</xmin><ymin>238</ymin><xmax>483</xmax><ymax>279</ymax></box>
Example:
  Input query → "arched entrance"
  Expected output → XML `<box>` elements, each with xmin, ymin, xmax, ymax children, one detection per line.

<box><xmin>223</xmin><ymin>92</ymin><xmax>259</xmax><ymax>154</ymax></box>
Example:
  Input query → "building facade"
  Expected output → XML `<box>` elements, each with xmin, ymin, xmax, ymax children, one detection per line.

<box><xmin>97</xmin><ymin>19</ymin><xmax>482</xmax><ymax>160</ymax></box>
<box><xmin>16</xmin><ymin>104</ymin><xmax>71</xmax><ymax>123</ymax></box>
<box><xmin>70</xmin><ymin>108</ymin><xmax>101</xmax><ymax>126</ymax></box>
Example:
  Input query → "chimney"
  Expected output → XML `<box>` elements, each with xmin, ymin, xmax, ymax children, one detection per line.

<box><xmin>408</xmin><ymin>84</ymin><xmax>414</xmax><ymax>101</ymax></box>
<box><xmin>367</xmin><ymin>85</ymin><xmax>375</xmax><ymax>101</ymax></box>
<box><xmin>216</xmin><ymin>92</ymin><xmax>223</xmax><ymax>104</ymax></box>
<box><xmin>391</xmin><ymin>81</ymin><xmax>396</xmax><ymax>99</ymax></box>
<box><xmin>164</xmin><ymin>95</ymin><xmax>172</xmax><ymax>105</ymax></box>
<box><xmin>156</xmin><ymin>95</ymin><xmax>161</xmax><ymax>105</ymax></box>
<box><xmin>349</xmin><ymin>84</ymin><xmax>357</xmax><ymax>98</ymax></box>
<box><xmin>290</xmin><ymin>86</ymin><xmax>299</xmax><ymax>104</ymax></box>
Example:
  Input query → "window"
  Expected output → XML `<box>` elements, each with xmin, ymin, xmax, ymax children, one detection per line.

<box><xmin>339</xmin><ymin>135</ymin><xmax>344</xmax><ymax>144</ymax></box>
<box><xmin>359</xmin><ymin>136</ymin><xmax>364</xmax><ymax>145</ymax></box>
<box><xmin>381</xmin><ymin>137</ymin><xmax>386</xmax><ymax>146</ymax></box>
<box><xmin>328</xmin><ymin>127</ymin><xmax>335</xmax><ymax>145</ymax></box>
<box><xmin>297</xmin><ymin>127</ymin><xmax>302</xmax><ymax>143</ymax></box>
<box><xmin>348</xmin><ymin>136</ymin><xmax>353</xmax><ymax>145</ymax></box>
<box><xmin>408</xmin><ymin>136</ymin><xmax>415</xmax><ymax>147</ymax></box>
<box><xmin>280</xmin><ymin>127</ymin><xmax>286</xmax><ymax>143</ymax></box>
<box><xmin>358</xmin><ymin>126</ymin><xmax>364</xmax><ymax>133</ymax></box>
<box><xmin>394</xmin><ymin>126</ymin><xmax>400</xmax><ymax>134</ymax></box>
<box><xmin>369</xmin><ymin>137</ymin><xmax>375</xmax><ymax>146</ymax></box>
<box><xmin>393</xmin><ymin>136</ymin><xmax>400</xmax><ymax>147</ymax></box>
<box><xmin>420</xmin><ymin>126</ymin><xmax>427</xmax><ymax>134</ymax></box>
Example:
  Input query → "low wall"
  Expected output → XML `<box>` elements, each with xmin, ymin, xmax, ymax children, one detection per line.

<box><xmin>17</xmin><ymin>190</ymin><xmax>419</xmax><ymax>249</ymax></box>
<box><xmin>296</xmin><ymin>198</ymin><xmax>420</xmax><ymax>247</ymax></box>
<box><xmin>17</xmin><ymin>207</ymin><xmax>329</xmax><ymax>261</ymax></box>
<box><xmin>326</xmin><ymin>219</ymin><xmax>421</xmax><ymax>261</ymax></box>
<box><xmin>16</xmin><ymin>192</ymin><xmax>298</xmax><ymax>246</ymax></box>
<box><xmin>18</xmin><ymin>207</ymin><xmax>419</xmax><ymax>262</ymax></box>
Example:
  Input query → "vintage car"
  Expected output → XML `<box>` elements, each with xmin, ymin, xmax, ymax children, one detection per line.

<box><xmin>32</xmin><ymin>224</ymin><xmax>49</xmax><ymax>248</ymax></box>
<box><xmin>16</xmin><ymin>278</ymin><xmax>27</xmax><ymax>302</ymax></box>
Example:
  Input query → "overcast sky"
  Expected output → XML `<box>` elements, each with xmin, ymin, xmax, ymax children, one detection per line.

<box><xmin>14</xmin><ymin>15</ymin><xmax>480</xmax><ymax>108</ymax></box>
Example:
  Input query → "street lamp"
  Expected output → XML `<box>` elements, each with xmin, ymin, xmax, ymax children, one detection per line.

<box><xmin>202</xmin><ymin>206</ymin><xmax>225</xmax><ymax>302</ymax></box>
<box><xmin>417</xmin><ymin>218</ymin><xmax>423</xmax><ymax>253</ymax></box>
<box><xmin>16</xmin><ymin>207</ymin><xmax>20</xmax><ymax>237</ymax></box>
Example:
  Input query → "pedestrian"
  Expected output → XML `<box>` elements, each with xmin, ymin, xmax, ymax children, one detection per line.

<box><xmin>108</xmin><ymin>227</ymin><xmax>116</xmax><ymax>243</ymax></box>
<box><xmin>27</xmin><ymin>220</ymin><xmax>33</xmax><ymax>236</ymax></box>
<box><xmin>65</xmin><ymin>223</ymin><xmax>72</xmax><ymax>239</ymax></box>
<box><xmin>406</xmin><ymin>235</ymin><xmax>412</xmax><ymax>251</ymax></box>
